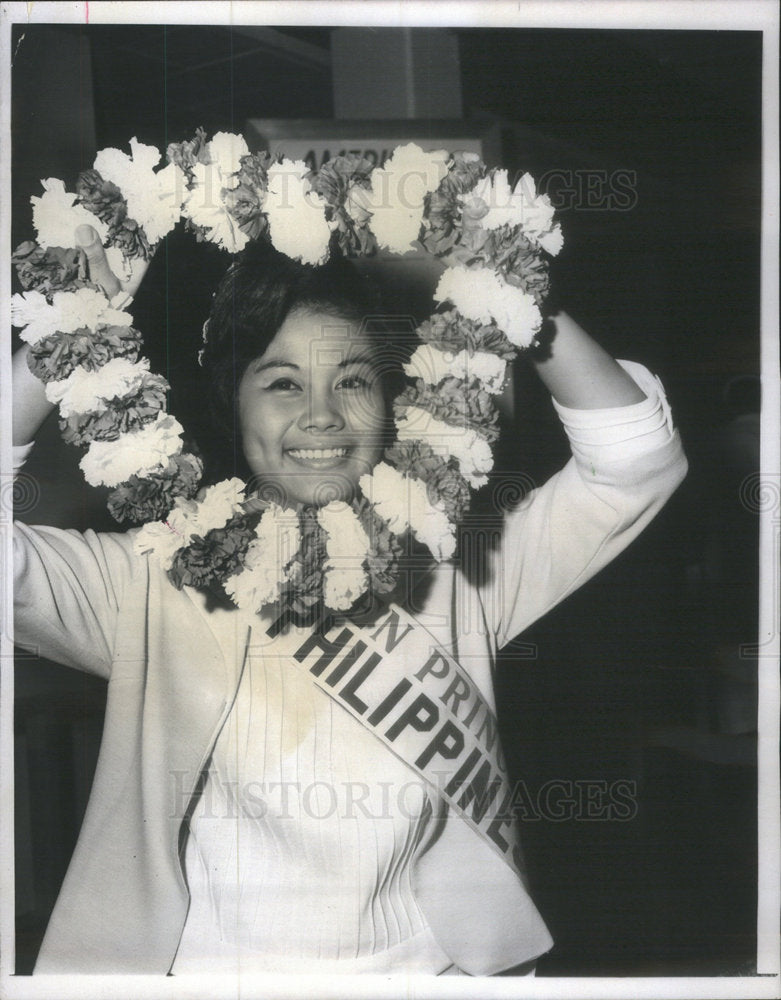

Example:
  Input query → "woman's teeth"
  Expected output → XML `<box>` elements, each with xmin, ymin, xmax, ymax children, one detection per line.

<box><xmin>288</xmin><ymin>448</ymin><xmax>348</xmax><ymax>459</ymax></box>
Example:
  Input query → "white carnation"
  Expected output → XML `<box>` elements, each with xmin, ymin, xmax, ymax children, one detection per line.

<box><xmin>11</xmin><ymin>291</ymin><xmax>57</xmax><ymax>342</ymax></box>
<box><xmin>45</xmin><ymin>357</ymin><xmax>152</xmax><ymax>417</ymax></box>
<box><xmin>318</xmin><ymin>501</ymin><xmax>370</xmax><ymax>560</ymax></box>
<box><xmin>95</xmin><ymin>135</ymin><xmax>160</xmax><ymax>180</ymax></box>
<box><xmin>367</xmin><ymin>202</ymin><xmax>421</xmax><ymax>256</ymax></box>
<box><xmin>460</xmin><ymin>170</ymin><xmax>562</xmax><ymax>256</ymax></box>
<box><xmin>538</xmin><ymin>224</ymin><xmax>564</xmax><ymax>256</ymax></box>
<box><xmin>224</xmin><ymin>504</ymin><xmax>300</xmax><ymax>611</ymax></box>
<box><xmin>435</xmin><ymin>265</ymin><xmax>542</xmax><ymax>349</ymax></box>
<box><xmin>133</xmin><ymin>497</ymin><xmax>218</xmax><ymax>570</ymax></box>
<box><xmin>31</xmin><ymin>178</ymin><xmax>108</xmax><ymax>250</ymax></box>
<box><xmin>461</xmin><ymin>171</ymin><xmax>516</xmax><ymax>231</ymax></box>
<box><xmin>317</xmin><ymin>501</ymin><xmax>371</xmax><ymax>611</ymax></box>
<box><xmin>94</xmin><ymin>138</ymin><xmax>185</xmax><ymax>245</ymax></box>
<box><xmin>265</xmin><ymin>159</ymin><xmax>331</xmax><ymax>265</ymax></box>
<box><xmin>359</xmin><ymin>463</ymin><xmax>456</xmax><ymax>562</ymax></box>
<box><xmin>224</xmin><ymin>556</ymin><xmax>280</xmax><ymax>612</ymax></box>
<box><xmin>182</xmin><ymin>162</ymin><xmax>250</xmax><ymax>254</ymax></box>
<box><xmin>79</xmin><ymin>412</ymin><xmax>183</xmax><ymax>487</ymax></box>
<box><xmin>512</xmin><ymin>172</ymin><xmax>557</xmax><ymax>241</ymax></box>
<box><xmin>395</xmin><ymin>406</ymin><xmax>494</xmax><ymax>488</ymax></box>
<box><xmin>131</xmin><ymin>479</ymin><xmax>246</xmax><ymax>570</ymax></box>
<box><xmin>11</xmin><ymin>287</ymin><xmax>133</xmax><ymax>344</ymax></box>
<box><xmin>404</xmin><ymin>344</ymin><xmax>507</xmax><ymax>394</ymax></box>
<box><xmin>367</xmin><ymin>143</ymin><xmax>448</xmax><ymax>254</ymax></box>
<box><xmin>255</xmin><ymin>504</ymin><xmax>301</xmax><ymax>564</ymax></box>
<box><xmin>192</xmin><ymin>478</ymin><xmax>246</xmax><ymax>534</ymax></box>
<box><xmin>133</xmin><ymin>517</ymin><xmax>190</xmax><ymax>571</ymax></box>
<box><xmin>142</xmin><ymin>161</ymin><xmax>186</xmax><ymax>244</ymax></box>
<box><xmin>55</xmin><ymin>288</ymin><xmax>133</xmax><ymax>334</ymax></box>
<box><xmin>208</xmin><ymin>131</ymin><xmax>249</xmax><ymax>185</ymax></box>
<box><xmin>465</xmin><ymin>351</ymin><xmax>508</xmax><ymax>393</ymax></box>
<box><xmin>409</xmin><ymin>497</ymin><xmax>456</xmax><ymax>562</ymax></box>
<box><xmin>322</xmin><ymin>566</ymin><xmax>369</xmax><ymax>611</ymax></box>
<box><xmin>165</xmin><ymin>503</ymin><xmax>198</xmax><ymax>542</ymax></box>
<box><xmin>359</xmin><ymin>463</ymin><xmax>412</xmax><ymax>534</ymax></box>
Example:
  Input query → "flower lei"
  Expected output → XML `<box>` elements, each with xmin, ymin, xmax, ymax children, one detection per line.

<box><xmin>11</xmin><ymin>131</ymin><xmax>563</xmax><ymax>616</ymax></box>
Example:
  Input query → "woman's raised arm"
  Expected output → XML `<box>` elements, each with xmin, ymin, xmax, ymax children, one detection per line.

<box><xmin>11</xmin><ymin>345</ymin><xmax>52</xmax><ymax>446</ymax></box>
<box><xmin>11</xmin><ymin>225</ymin><xmax>149</xmax><ymax>446</ymax></box>
<box><xmin>530</xmin><ymin>310</ymin><xmax>647</xmax><ymax>410</ymax></box>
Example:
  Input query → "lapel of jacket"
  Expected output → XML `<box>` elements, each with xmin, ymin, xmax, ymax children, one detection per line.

<box><xmin>141</xmin><ymin>577</ymin><xmax>255</xmax><ymax>969</ymax></box>
<box><xmin>35</xmin><ymin>568</ymin><xmax>248</xmax><ymax>973</ymax></box>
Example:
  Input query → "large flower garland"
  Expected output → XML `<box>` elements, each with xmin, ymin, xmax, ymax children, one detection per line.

<box><xmin>11</xmin><ymin>131</ymin><xmax>563</xmax><ymax>616</ymax></box>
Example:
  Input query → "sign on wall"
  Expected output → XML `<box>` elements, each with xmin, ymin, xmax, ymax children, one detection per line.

<box><xmin>245</xmin><ymin>118</ymin><xmax>500</xmax><ymax>170</ymax></box>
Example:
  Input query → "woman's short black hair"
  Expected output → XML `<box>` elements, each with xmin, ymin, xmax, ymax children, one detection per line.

<box><xmin>197</xmin><ymin>241</ymin><xmax>406</xmax><ymax>484</ymax></box>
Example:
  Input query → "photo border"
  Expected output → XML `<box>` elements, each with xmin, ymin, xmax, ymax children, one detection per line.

<box><xmin>1</xmin><ymin>2</ymin><xmax>778</xmax><ymax>998</ymax></box>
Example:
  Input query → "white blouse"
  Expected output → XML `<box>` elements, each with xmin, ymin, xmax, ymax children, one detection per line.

<box><xmin>172</xmin><ymin>644</ymin><xmax>453</xmax><ymax>974</ymax></box>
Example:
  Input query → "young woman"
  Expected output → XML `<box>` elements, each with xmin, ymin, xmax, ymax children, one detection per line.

<box><xmin>11</xmin><ymin>222</ymin><xmax>687</xmax><ymax>976</ymax></box>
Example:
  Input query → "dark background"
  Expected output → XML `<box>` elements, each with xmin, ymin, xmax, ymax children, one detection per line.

<box><xmin>11</xmin><ymin>23</ymin><xmax>761</xmax><ymax>976</ymax></box>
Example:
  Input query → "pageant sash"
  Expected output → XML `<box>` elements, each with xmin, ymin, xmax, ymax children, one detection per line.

<box><xmin>256</xmin><ymin>602</ymin><xmax>526</xmax><ymax>881</ymax></box>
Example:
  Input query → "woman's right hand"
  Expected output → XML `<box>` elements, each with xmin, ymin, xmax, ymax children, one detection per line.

<box><xmin>11</xmin><ymin>228</ymin><xmax>150</xmax><ymax>446</ymax></box>
<box><xmin>75</xmin><ymin>224</ymin><xmax>149</xmax><ymax>300</ymax></box>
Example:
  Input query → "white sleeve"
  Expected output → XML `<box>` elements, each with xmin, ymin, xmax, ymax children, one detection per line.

<box><xmin>13</xmin><ymin>521</ymin><xmax>139</xmax><ymax>679</ymax></box>
<box><xmin>12</xmin><ymin>441</ymin><xmax>35</xmax><ymax>475</ymax></box>
<box><xmin>12</xmin><ymin>436</ymin><xmax>138</xmax><ymax>677</ymax></box>
<box><xmin>485</xmin><ymin>361</ymin><xmax>688</xmax><ymax>650</ymax></box>
<box><xmin>551</xmin><ymin>360</ymin><xmax>677</xmax><ymax>463</ymax></box>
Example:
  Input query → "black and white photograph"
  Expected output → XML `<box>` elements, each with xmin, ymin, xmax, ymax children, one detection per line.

<box><xmin>1</xmin><ymin>2</ymin><xmax>778</xmax><ymax>997</ymax></box>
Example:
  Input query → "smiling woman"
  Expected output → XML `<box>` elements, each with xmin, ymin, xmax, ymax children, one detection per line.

<box><xmin>237</xmin><ymin>307</ymin><xmax>387</xmax><ymax>504</ymax></box>
<box><xmin>9</xmin><ymin>132</ymin><xmax>687</xmax><ymax>977</ymax></box>
<box><xmin>200</xmin><ymin>241</ymin><xmax>400</xmax><ymax>502</ymax></box>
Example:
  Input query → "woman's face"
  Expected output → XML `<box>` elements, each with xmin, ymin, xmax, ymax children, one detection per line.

<box><xmin>238</xmin><ymin>308</ymin><xmax>386</xmax><ymax>506</ymax></box>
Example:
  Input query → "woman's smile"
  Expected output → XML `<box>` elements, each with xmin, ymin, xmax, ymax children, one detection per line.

<box><xmin>237</xmin><ymin>308</ymin><xmax>386</xmax><ymax>505</ymax></box>
<box><xmin>286</xmin><ymin>445</ymin><xmax>350</xmax><ymax>468</ymax></box>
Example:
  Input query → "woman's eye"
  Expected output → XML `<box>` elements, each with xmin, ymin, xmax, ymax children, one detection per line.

<box><xmin>266</xmin><ymin>378</ymin><xmax>300</xmax><ymax>391</ymax></box>
<box><xmin>337</xmin><ymin>374</ymin><xmax>370</xmax><ymax>390</ymax></box>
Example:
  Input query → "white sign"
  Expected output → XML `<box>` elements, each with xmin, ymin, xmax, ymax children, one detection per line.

<box><xmin>245</xmin><ymin>120</ymin><xmax>486</xmax><ymax>172</ymax></box>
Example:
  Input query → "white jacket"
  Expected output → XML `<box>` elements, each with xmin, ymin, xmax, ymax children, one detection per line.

<box><xmin>13</xmin><ymin>361</ymin><xmax>687</xmax><ymax>974</ymax></box>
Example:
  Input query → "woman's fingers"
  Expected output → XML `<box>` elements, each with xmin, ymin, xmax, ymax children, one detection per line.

<box><xmin>75</xmin><ymin>225</ymin><xmax>151</xmax><ymax>300</ymax></box>
<box><xmin>76</xmin><ymin>225</ymin><xmax>121</xmax><ymax>298</ymax></box>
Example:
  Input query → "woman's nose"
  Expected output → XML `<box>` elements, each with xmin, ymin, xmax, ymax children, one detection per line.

<box><xmin>298</xmin><ymin>388</ymin><xmax>346</xmax><ymax>433</ymax></box>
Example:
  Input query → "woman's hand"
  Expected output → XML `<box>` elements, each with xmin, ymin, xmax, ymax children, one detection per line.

<box><xmin>75</xmin><ymin>224</ymin><xmax>149</xmax><ymax>299</ymax></box>
<box><xmin>11</xmin><ymin>228</ymin><xmax>149</xmax><ymax>446</ymax></box>
<box><xmin>76</xmin><ymin>224</ymin><xmax>123</xmax><ymax>298</ymax></box>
